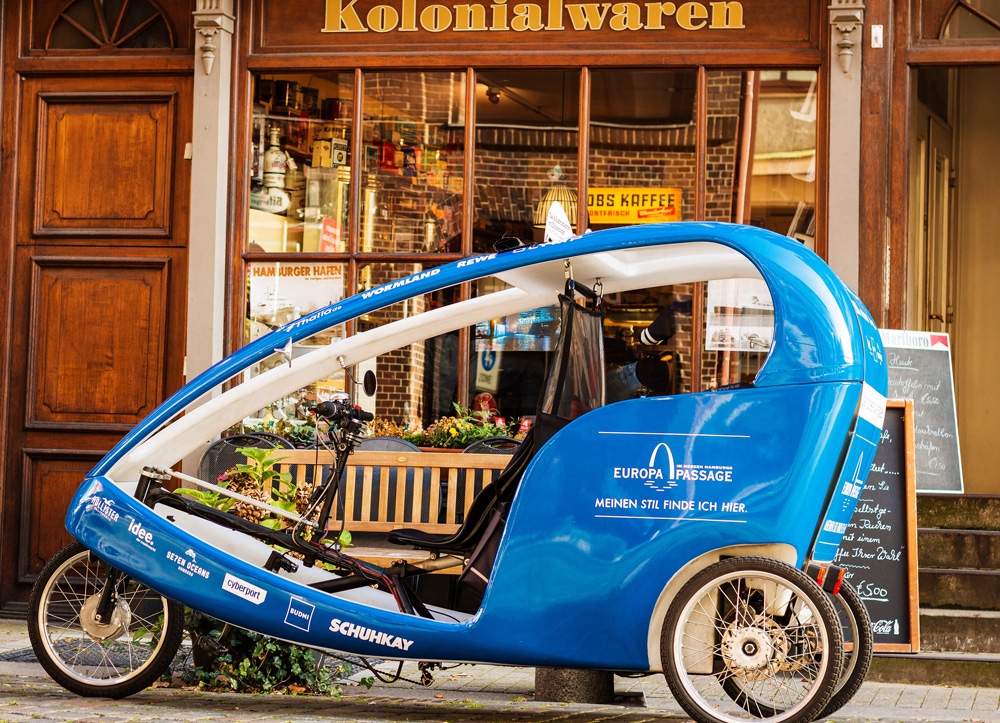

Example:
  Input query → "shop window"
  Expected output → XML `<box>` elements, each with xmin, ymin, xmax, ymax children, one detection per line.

<box><xmin>250</xmin><ymin>73</ymin><xmax>354</xmax><ymax>253</ymax></box>
<box><xmin>747</xmin><ymin>70</ymin><xmax>817</xmax><ymax>248</ymax></box>
<box><xmin>473</xmin><ymin>71</ymin><xmax>579</xmax><ymax>251</ymax></box>
<box><xmin>355</xmin><ymin>264</ymin><xmax>460</xmax><ymax>430</ymax></box>
<box><xmin>587</xmin><ymin>69</ymin><xmax>697</xmax><ymax>228</ymax></box>
<box><xmin>240</xmin><ymin>64</ymin><xmax>816</xmax><ymax>407</ymax></box>
<box><xmin>242</xmin><ymin>260</ymin><xmax>348</xmax><ymax>434</ymax></box>
<box><xmin>360</xmin><ymin>73</ymin><xmax>466</xmax><ymax>254</ymax></box>
<box><xmin>46</xmin><ymin>0</ymin><xmax>175</xmax><ymax>50</ymax></box>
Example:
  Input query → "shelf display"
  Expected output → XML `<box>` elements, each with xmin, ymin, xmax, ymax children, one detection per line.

<box><xmin>249</xmin><ymin>72</ymin><xmax>465</xmax><ymax>255</ymax></box>
<box><xmin>250</xmin><ymin>73</ymin><xmax>354</xmax><ymax>254</ymax></box>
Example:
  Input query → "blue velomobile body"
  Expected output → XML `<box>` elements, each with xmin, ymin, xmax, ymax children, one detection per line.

<box><xmin>65</xmin><ymin>222</ymin><xmax>887</xmax><ymax>673</ymax></box>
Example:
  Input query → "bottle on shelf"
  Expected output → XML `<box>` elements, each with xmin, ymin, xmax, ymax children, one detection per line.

<box><xmin>251</xmin><ymin>126</ymin><xmax>297</xmax><ymax>215</ymax></box>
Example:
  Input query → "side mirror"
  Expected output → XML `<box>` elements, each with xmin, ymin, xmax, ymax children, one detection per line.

<box><xmin>362</xmin><ymin>369</ymin><xmax>378</xmax><ymax>397</ymax></box>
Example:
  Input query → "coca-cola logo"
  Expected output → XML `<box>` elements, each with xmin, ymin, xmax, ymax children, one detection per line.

<box><xmin>871</xmin><ymin>619</ymin><xmax>899</xmax><ymax>636</ymax></box>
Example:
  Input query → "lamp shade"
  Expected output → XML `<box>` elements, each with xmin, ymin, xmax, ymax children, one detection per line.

<box><xmin>533</xmin><ymin>183</ymin><xmax>578</xmax><ymax>229</ymax></box>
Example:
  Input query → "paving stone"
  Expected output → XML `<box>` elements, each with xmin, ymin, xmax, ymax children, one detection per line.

<box><xmin>894</xmin><ymin>686</ymin><xmax>928</xmax><ymax>708</ymax></box>
<box><xmin>921</xmin><ymin>685</ymin><xmax>954</xmax><ymax>708</ymax></box>
<box><xmin>976</xmin><ymin>688</ymin><xmax>1000</xmax><ymax>711</ymax></box>
<box><xmin>869</xmin><ymin>684</ymin><xmax>904</xmax><ymax>708</ymax></box>
<box><xmin>946</xmin><ymin>686</ymin><xmax>977</xmax><ymax>709</ymax></box>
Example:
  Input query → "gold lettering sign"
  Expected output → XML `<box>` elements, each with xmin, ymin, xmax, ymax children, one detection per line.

<box><xmin>323</xmin><ymin>0</ymin><xmax>744</xmax><ymax>33</ymax></box>
<box><xmin>587</xmin><ymin>188</ymin><xmax>683</xmax><ymax>224</ymax></box>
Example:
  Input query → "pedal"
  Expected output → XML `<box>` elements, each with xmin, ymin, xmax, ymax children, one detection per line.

<box><xmin>197</xmin><ymin>634</ymin><xmax>228</xmax><ymax>654</ymax></box>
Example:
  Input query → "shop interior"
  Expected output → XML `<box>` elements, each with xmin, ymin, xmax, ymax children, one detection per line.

<box><xmin>243</xmin><ymin>67</ymin><xmax>815</xmax><ymax>435</ymax></box>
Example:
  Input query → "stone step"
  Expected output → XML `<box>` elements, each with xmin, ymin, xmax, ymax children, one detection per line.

<box><xmin>918</xmin><ymin>528</ymin><xmax>1000</xmax><ymax>569</ymax></box>
<box><xmin>919</xmin><ymin>568</ymin><xmax>1000</xmax><ymax>610</ymax></box>
<box><xmin>869</xmin><ymin>651</ymin><xmax>1000</xmax><ymax>688</ymax></box>
<box><xmin>918</xmin><ymin>494</ymin><xmax>1000</xmax><ymax>531</ymax></box>
<box><xmin>920</xmin><ymin>609</ymin><xmax>1000</xmax><ymax>654</ymax></box>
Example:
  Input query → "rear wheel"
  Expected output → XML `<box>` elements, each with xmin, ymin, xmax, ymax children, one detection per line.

<box><xmin>815</xmin><ymin>580</ymin><xmax>873</xmax><ymax>719</ymax></box>
<box><xmin>28</xmin><ymin>541</ymin><xmax>184</xmax><ymax>698</ymax></box>
<box><xmin>662</xmin><ymin>556</ymin><xmax>843</xmax><ymax>723</ymax></box>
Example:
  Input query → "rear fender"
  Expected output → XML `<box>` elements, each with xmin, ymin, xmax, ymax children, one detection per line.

<box><xmin>644</xmin><ymin>543</ymin><xmax>798</xmax><ymax>672</ymax></box>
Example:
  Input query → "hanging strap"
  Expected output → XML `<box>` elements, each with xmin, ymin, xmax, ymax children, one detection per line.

<box><xmin>563</xmin><ymin>260</ymin><xmax>603</xmax><ymax>311</ymax></box>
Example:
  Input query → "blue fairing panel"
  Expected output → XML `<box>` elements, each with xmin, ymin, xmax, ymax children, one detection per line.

<box><xmin>67</xmin><ymin>380</ymin><xmax>859</xmax><ymax>671</ymax></box>
<box><xmin>474</xmin><ymin>382</ymin><xmax>860</xmax><ymax>668</ymax></box>
<box><xmin>808</xmin><ymin>288</ymin><xmax>888</xmax><ymax>561</ymax></box>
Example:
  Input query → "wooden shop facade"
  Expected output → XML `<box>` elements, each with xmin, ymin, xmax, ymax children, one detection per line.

<box><xmin>0</xmin><ymin>0</ymin><xmax>997</xmax><ymax>613</ymax></box>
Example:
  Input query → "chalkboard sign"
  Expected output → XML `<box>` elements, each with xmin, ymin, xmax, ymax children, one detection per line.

<box><xmin>835</xmin><ymin>400</ymin><xmax>920</xmax><ymax>652</ymax></box>
<box><xmin>879</xmin><ymin>329</ymin><xmax>963</xmax><ymax>493</ymax></box>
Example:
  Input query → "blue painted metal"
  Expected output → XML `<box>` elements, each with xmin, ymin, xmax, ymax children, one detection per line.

<box><xmin>66</xmin><ymin>222</ymin><xmax>887</xmax><ymax>671</ymax></box>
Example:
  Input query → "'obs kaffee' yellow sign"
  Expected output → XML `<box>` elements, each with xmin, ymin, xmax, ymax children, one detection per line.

<box><xmin>587</xmin><ymin>188</ymin><xmax>682</xmax><ymax>224</ymax></box>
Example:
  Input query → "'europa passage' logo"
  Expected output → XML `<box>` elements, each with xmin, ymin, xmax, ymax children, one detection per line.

<box><xmin>614</xmin><ymin>442</ymin><xmax>678</xmax><ymax>491</ymax></box>
<box><xmin>613</xmin><ymin>441</ymin><xmax>734</xmax><ymax>491</ymax></box>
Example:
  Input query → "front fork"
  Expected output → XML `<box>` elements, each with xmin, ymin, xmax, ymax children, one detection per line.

<box><xmin>94</xmin><ymin>466</ymin><xmax>171</xmax><ymax>624</ymax></box>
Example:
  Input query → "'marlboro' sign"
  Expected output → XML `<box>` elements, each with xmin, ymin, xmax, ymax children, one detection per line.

<box><xmin>322</xmin><ymin>0</ymin><xmax>746</xmax><ymax>33</ymax></box>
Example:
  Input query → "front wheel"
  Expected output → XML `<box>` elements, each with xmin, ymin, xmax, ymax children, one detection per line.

<box><xmin>661</xmin><ymin>556</ymin><xmax>843</xmax><ymax>723</ymax></box>
<box><xmin>28</xmin><ymin>541</ymin><xmax>185</xmax><ymax>698</ymax></box>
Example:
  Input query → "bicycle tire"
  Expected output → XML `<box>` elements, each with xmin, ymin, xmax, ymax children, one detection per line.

<box><xmin>28</xmin><ymin>541</ymin><xmax>185</xmax><ymax>698</ymax></box>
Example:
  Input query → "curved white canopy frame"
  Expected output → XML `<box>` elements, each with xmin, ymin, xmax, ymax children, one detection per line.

<box><xmin>109</xmin><ymin>243</ymin><xmax>761</xmax><ymax>483</ymax></box>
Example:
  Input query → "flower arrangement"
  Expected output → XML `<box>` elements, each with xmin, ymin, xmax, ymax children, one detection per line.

<box><xmin>399</xmin><ymin>404</ymin><xmax>515</xmax><ymax>449</ymax></box>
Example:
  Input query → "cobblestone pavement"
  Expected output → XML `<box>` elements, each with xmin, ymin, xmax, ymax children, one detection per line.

<box><xmin>6</xmin><ymin>622</ymin><xmax>1000</xmax><ymax>722</ymax></box>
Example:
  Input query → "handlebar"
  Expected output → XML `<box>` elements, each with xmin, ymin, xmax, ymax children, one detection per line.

<box><xmin>312</xmin><ymin>400</ymin><xmax>375</xmax><ymax>424</ymax></box>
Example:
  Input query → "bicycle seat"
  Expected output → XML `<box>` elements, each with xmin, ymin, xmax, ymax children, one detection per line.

<box><xmin>387</xmin><ymin>428</ymin><xmax>535</xmax><ymax>553</ymax></box>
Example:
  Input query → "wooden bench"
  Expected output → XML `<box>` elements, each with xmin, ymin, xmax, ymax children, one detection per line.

<box><xmin>274</xmin><ymin>449</ymin><xmax>512</xmax><ymax>571</ymax></box>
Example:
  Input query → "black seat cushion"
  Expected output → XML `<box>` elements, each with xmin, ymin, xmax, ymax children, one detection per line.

<box><xmin>387</xmin><ymin>428</ymin><xmax>535</xmax><ymax>553</ymax></box>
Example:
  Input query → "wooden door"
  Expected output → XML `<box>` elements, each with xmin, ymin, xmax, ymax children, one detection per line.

<box><xmin>0</xmin><ymin>75</ymin><xmax>191</xmax><ymax>611</ymax></box>
<box><xmin>925</xmin><ymin>116</ymin><xmax>954</xmax><ymax>334</ymax></box>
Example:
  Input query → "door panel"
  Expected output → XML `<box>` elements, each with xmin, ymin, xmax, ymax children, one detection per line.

<box><xmin>18</xmin><ymin>449</ymin><xmax>105</xmax><ymax>584</ymax></box>
<box><xmin>1</xmin><ymin>74</ymin><xmax>190</xmax><ymax>611</ymax></box>
<box><xmin>35</xmin><ymin>93</ymin><xmax>177</xmax><ymax>236</ymax></box>
<box><xmin>27</xmin><ymin>256</ymin><xmax>170</xmax><ymax>430</ymax></box>
<box><xmin>17</xmin><ymin>76</ymin><xmax>188</xmax><ymax>247</ymax></box>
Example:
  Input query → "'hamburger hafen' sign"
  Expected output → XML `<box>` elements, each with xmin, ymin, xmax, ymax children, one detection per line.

<box><xmin>323</xmin><ymin>0</ymin><xmax>746</xmax><ymax>34</ymax></box>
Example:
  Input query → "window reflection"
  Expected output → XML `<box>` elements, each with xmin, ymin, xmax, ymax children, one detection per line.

<box><xmin>473</xmin><ymin>71</ymin><xmax>579</xmax><ymax>251</ymax></box>
<box><xmin>360</xmin><ymin>72</ymin><xmax>466</xmax><ymax>254</ymax></box>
